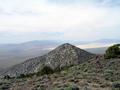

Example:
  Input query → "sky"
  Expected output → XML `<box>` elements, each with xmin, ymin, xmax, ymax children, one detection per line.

<box><xmin>0</xmin><ymin>0</ymin><xmax>120</xmax><ymax>44</ymax></box>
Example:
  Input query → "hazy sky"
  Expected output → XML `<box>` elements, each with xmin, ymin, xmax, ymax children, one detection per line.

<box><xmin>0</xmin><ymin>0</ymin><xmax>120</xmax><ymax>44</ymax></box>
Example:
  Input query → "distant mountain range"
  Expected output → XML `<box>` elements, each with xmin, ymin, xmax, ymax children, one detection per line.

<box><xmin>91</xmin><ymin>39</ymin><xmax>120</xmax><ymax>44</ymax></box>
<box><xmin>0</xmin><ymin>39</ymin><xmax>119</xmax><ymax>68</ymax></box>
<box><xmin>0</xmin><ymin>43</ymin><xmax>95</xmax><ymax>77</ymax></box>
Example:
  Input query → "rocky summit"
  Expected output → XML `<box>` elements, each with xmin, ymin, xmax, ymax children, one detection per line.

<box><xmin>0</xmin><ymin>43</ymin><xmax>95</xmax><ymax>77</ymax></box>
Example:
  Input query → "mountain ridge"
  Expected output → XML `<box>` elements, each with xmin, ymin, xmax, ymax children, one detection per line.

<box><xmin>0</xmin><ymin>43</ymin><xmax>95</xmax><ymax>77</ymax></box>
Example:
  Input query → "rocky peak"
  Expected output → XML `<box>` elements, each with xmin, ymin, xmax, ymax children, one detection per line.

<box><xmin>49</xmin><ymin>43</ymin><xmax>80</xmax><ymax>54</ymax></box>
<box><xmin>44</xmin><ymin>43</ymin><xmax>95</xmax><ymax>69</ymax></box>
<box><xmin>0</xmin><ymin>43</ymin><xmax>95</xmax><ymax>77</ymax></box>
<box><xmin>57</xmin><ymin>43</ymin><xmax>75</xmax><ymax>48</ymax></box>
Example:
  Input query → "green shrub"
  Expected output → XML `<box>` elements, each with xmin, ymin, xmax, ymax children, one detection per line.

<box><xmin>112</xmin><ymin>82</ymin><xmax>120</xmax><ymax>89</ymax></box>
<box><xmin>64</xmin><ymin>86</ymin><xmax>79</xmax><ymax>90</ymax></box>
<box><xmin>15</xmin><ymin>66</ymin><xmax>54</xmax><ymax>78</ymax></box>
<box><xmin>105</xmin><ymin>44</ymin><xmax>120</xmax><ymax>59</ymax></box>
<box><xmin>37</xmin><ymin>66</ymin><xmax>54</xmax><ymax>76</ymax></box>
<box><xmin>3</xmin><ymin>75</ymin><xmax>11</xmax><ymax>80</ymax></box>
<box><xmin>17</xmin><ymin>74</ymin><xmax>26</xmax><ymax>78</ymax></box>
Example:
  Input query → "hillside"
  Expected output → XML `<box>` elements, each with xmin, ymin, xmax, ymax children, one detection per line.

<box><xmin>0</xmin><ymin>43</ymin><xmax>120</xmax><ymax>90</ymax></box>
<box><xmin>0</xmin><ymin>57</ymin><xmax>120</xmax><ymax>90</ymax></box>
<box><xmin>0</xmin><ymin>43</ymin><xmax>95</xmax><ymax>77</ymax></box>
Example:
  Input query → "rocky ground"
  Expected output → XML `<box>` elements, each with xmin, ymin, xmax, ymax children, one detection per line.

<box><xmin>0</xmin><ymin>57</ymin><xmax>120</xmax><ymax>90</ymax></box>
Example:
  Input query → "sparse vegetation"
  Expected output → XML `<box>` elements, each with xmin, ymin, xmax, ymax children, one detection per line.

<box><xmin>0</xmin><ymin>58</ymin><xmax>120</xmax><ymax>90</ymax></box>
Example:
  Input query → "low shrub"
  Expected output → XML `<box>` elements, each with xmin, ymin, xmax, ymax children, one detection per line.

<box><xmin>3</xmin><ymin>75</ymin><xmax>11</xmax><ymax>80</ymax></box>
<box><xmin>37</xmin><ymin>66</ymin><xmax>54</xmax><ymax>76</ymax></box>
<box><xmin>112</xmin><ymin>82</ymin><xmax>120</xmax><ymax>89</ymax></box>
<box><xmin>105</xmin><ymin>44</ymin><xmax>120</xmax><ymax>59</ymax></box>
<box><xmin>64</xmin><ymin>85</ymin><xmax>79</xmax><ymax>90</ymax></box>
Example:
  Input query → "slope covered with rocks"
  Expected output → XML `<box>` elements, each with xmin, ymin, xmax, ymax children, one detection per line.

<box><xmin>0</xmin><ymin>57</ymin><xmax>120</xmax><ymax>90</ymax></box>
<box><xmin>0</xmin><ymin>43</ymin><xmax>95</xmax><ymax>77</ymax></box>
